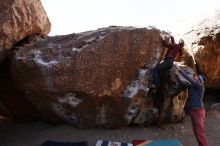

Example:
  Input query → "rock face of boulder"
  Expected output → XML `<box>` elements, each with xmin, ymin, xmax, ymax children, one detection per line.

<box><xmin>184</xmin><ymin>12</ymin><xmax>220</xmax><ymax>89</ymax></box>
<box><xmin>10</xmin><ymin>26</ymin><xmax>190</xmax><ymax>129</ymax></box>
<box><xmin>0</xmin><ymin>59</ymin><xmax>37</xmax><ymax>123</ymax></box>
<box><xmin>12</xmin><ymin>26</ymin><xmax>165</xmax><ymax>97</ymax></box>
<box><xmin>0</xmin><ymin>0</ymin><xmax>51</xmax><ymax>63</ymax></box>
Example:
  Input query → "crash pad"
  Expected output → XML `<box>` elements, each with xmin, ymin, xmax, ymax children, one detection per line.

<box><xmin>132</xmin><ymin>139</ymin><xmax>182</xmax><ymax>146</ymax></box>
<box><xmin>96</xmin><ymin>140</ymin><xmax>133</xmax><ymax>146</ymax></box>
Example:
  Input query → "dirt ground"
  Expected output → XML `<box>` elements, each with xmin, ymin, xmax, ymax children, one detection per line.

<box><xmin>0</xmin><ymin>97</ymin><xmax>220</xmax><ymax>146</ymax></box>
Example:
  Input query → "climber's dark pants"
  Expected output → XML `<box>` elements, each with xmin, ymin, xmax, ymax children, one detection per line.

<box><xmin>152</xmin><ymin>57</ymin><xmax>174</xmax><ymax>86</ymax></box>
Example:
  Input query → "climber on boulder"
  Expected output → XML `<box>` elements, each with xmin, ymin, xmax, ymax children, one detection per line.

<box><xmin>150</xmin><ymin>35</ymin><xmax>184</xmax><ymax>89</ymax></box>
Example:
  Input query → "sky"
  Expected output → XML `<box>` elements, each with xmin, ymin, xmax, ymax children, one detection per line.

<box><xmin>41</xmin><ymin>0</ymin><xmax>220</xmax><ymax>36</ymax></box>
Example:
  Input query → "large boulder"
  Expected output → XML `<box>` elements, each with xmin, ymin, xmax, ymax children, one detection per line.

<box><xmin>0</xmin><ymin>0</ymin><xmax>51</xmax><ymax>63</ymax></box>
<box><xmin>10</xmin><ymin>26</ymin><xmax>190</xmax><ymax>128</ymax></box>
<box><xmin>184</xmin><ymin>12</ymin><xmax>220</xmax><ymax>89</ymax></box>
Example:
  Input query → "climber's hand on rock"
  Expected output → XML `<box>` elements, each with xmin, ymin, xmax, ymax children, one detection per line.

<box><xmin>160</xmin><ymin>34</ymin><xmax>166</xmax><ymax>41</ymax></box>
